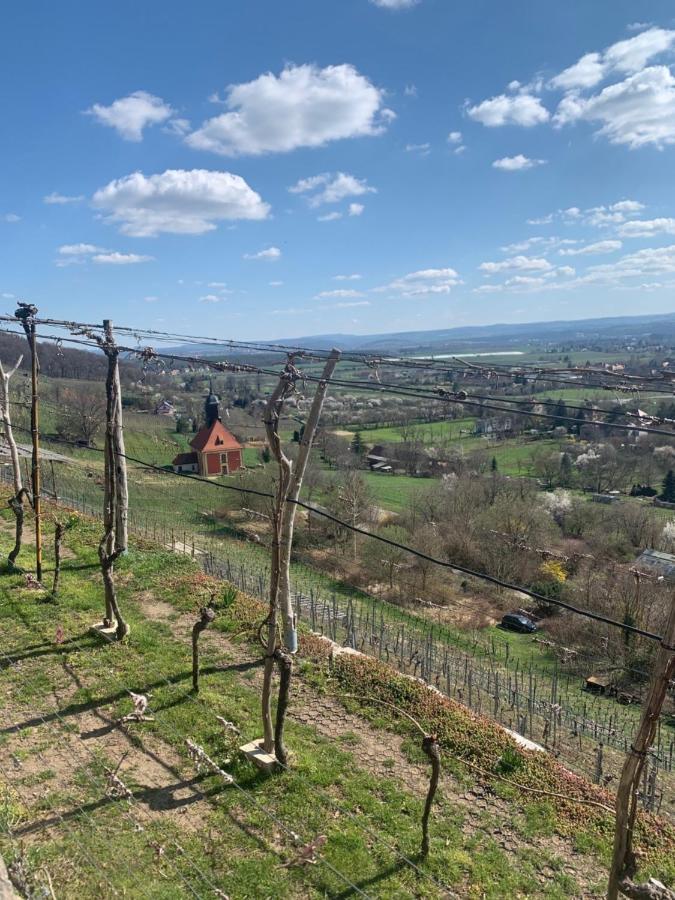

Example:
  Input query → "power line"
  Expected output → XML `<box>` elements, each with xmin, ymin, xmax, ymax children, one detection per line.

<box><xmin>6</xmin><ymin>322</ymin><xmax>675</xmax><ymax>439</ymax></box>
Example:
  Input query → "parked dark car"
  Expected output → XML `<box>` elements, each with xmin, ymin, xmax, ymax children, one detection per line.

<box><xmin>500</xmin><ymin>613</ymin><xmax>537</xmax><ymax>634</ymax></box>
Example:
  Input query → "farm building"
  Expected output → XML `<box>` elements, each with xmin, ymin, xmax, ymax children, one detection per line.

<box><xmin>633</xmin><ymin>548</ymin><xmax>675</xmax><ymax>582</ymax></box>
<box><xmin>172</xmin><ymin>389</ymin><xmax>243</xmax><ymax>477</ymax></box>
<box><xmin>154</xmin><ymin>399</ymin><xmax>175</xmax><ymax>416</ymax></box>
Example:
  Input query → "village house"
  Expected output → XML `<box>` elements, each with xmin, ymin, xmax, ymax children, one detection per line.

<box><xmin>172</xmin><ymin>389</ymin><xmax>243</xmax><ymax>477</ymax></box>
<box><xmin>154</xmin><ymin>399</ymin><xmax>176</xmax><ymax>416</ymax></box>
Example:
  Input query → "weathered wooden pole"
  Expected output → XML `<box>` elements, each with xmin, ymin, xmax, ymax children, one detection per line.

<box><xmin>97</xmin><ymin>320</ymin><xmax>129</xmax><ymax>639</ymax></box>
<box><xmin>0</xmin><ymin>353</ymin><xmax>27</xmax><ymax>566</ymax></box>
<box><xmin>15</xmin><ymin>304</ymin><xmax>42</xmax><ymax>580</ymax></box>
<box><xmin>607</xmin><ymin>598</ymin><xmax>675</xmax><ymax>900</ymax></box>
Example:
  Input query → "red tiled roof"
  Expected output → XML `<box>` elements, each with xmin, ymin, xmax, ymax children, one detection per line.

<box><xmin>172</xmin><ymin>451</ymin><xmax>198</xmax><ymax>466</ymax></box>
<box><xmin>190</xmin><ymin>420</ymin><xmax>242</xmax><ymax>453</ymax></box>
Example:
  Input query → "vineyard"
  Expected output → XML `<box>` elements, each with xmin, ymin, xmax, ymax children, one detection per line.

<box><xmin>1</xmin><ymin>503</ymin><xmax>674</xmax><ymax>899</ymax></box>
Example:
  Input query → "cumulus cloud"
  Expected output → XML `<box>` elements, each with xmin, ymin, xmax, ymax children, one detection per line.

<box><xmin>58</xmin><ymin>243</ymin><xmax>104</xmax><ymax>256</ymax></box>
<box><xmin>56</xmin><ymin>243</ymin><xmax>151</xmax><ymax>266</ymax></box>
<box><xmin>554</xmin><ymin>65</ymin><xmax>675</xmax><ymax>148</ymax></box>
<box><xmin>92</xmin><ymin>169</ymin><xmax>270</xmax><ymax>237</ymax></box>
<box><xmin>559</xmin><ymin>240</ymin><xmax>622</xmax><ymax>256</ymax></box>
<box><xmin>85</xmin><ymin>91</ymin><xmax>174</xmax><ymax>141</ymax></box>
<box><xmin>334</xmin><ymin>273</ymin><xmax>362</xmax><ymax>280</ymax></box>
<box><xmin>466</xmin><ymin>92</ymin><xmax>550</xmax><ymax>127</ymax></box>
<box><xmin>199</xmin><ymin>294</ymin><xmax>222</xmax><ymax>303</ymax></box>
<box><xmin>492</xmin><ymin>154</ymin><xmax>546</xmax><ymax>171</ymax></box>
<box><xmin>92</xmin><ymin>252</ymin><xmax>153</xmax><ymax>265</ymax></box>
<box><xmin>289</xmin><ymin>172</ymin><xmax>376</xmax><ymax>207</ymax></box>
<box><xmin>3</xmin><ymin>213</ymin><xmax>20</xmax><ymax>223</ymax></box>
<box><xmin>349</xmin><ymin>203</ymin><xmax>365</xmax><ymax>216</ymax></box>
<box><xmin>44</xmin><ymin>192</ymin><xmax>84</xmax><ymax>205</ymax></box>
<box><xmin>315</xmin><ymin>289</ymin><xmax>364</xmax><ymax>299</ymax></box>
<box><xmin>551</xmin><ymin>27</ymin><xmax>675</xmax><ymax>90</ymax></box>
<box><xmin>380</xmin><ymin>268</ymin><xmax>462</xmax><ymax>297</ymax></box>
<box><xmin>243</xmin><ymin>246</ymin><xmax>281</xmax><ymax>261</ymax></box>
<box><xmin>479</xmin><ymin>255</ymin><xmax>552</xmax><ymax>274</ymax></box>
<box><xmin>618</xmin><ymin>217</ymin><xmax>675</xmax><ymax>237</ymax></box>
<box><xmin>318</xmin><ymin>212</ymin><xmax>342</xmax><ymax>222</ymax></box>
<box><xmin>528</xmin><ymin>200</ymin><xmax>645</xmax><ymax>228</ymax></box>
<box><xmin>186</xmin><ymin>64</ymin><xmax>392</xmax><ymax>156</ymax></box>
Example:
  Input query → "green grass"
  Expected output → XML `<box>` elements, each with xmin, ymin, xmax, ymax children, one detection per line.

<box><xmin>346</xmin><ymin>417</ymin><xmax>476</xmax><ymax>444</ymax></box>
<box><xmin>0</xmin><ymin>512</ymin><xmax>614</xmax><ymax>898</ymax></box>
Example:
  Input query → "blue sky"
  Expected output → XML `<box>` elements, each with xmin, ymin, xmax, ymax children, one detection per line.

<box><xmin>2</xmin><ymin>0</ymin><xmax>675</xmax><ymax>339</ymax></box>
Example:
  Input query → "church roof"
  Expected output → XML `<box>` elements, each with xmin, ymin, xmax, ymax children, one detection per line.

<box><xmin>190</xmin><ymin>419</ymin><xmax>242</xmax><ymax>453</ymax></box>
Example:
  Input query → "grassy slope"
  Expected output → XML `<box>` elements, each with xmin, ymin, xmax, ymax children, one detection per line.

<box><xmin>0</xmin><ymin>512</ymin><xmax>641</xmax><ymax>898</ymax></box>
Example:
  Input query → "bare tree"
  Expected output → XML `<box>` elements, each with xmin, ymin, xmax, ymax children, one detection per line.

<box><xmin>260</xmin><ymin>350</ymin><xmax>340</xmax><ymax>762</ymax></box>
<box><xmin>0</xmin><ymin>354</ymin><xmax>30</xmax><ymax>566</ymax></box>
<box><xmin>75</xmin><ymin>320</ymin><xmax>129</xmax><ymax>639</ymax></box>
<box><xmin>55</xmin><ymin>385</ymin><xmax>106</xmax><ymax>446</ymax></box>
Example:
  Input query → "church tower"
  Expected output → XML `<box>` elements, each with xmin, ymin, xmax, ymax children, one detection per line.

<box><xmin>204</xmin><ymin>382</ymin><xmax>220</xmax><ymax>427</ymax></box>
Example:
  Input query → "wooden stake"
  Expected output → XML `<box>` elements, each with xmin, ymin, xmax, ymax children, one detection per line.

<box><xmin>607</xmin><ymin>597</ymin><xmax>675</xmax><ymax>900</ymax></box>
<box><xmin>15</xmin><ymin>304</ymin><xmax>42</xmax><ymax>580</ymax></box>
<box><xmin>0</xmin><ymin>353</ymin><xmax>27</xmax><ymax>567</ymax></box>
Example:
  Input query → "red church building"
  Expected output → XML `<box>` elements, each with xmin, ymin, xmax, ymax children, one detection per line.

<box><xmin>172</xmin><ymin>389</ymin><xmax>243</xmax><ymax>477</ymax></box>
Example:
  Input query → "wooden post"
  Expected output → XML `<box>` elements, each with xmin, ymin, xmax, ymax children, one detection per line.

<box><xmin>94</xmin><ymin>320</ymin><xmax>129</xmax><ymax>639</ymax></box>
<box><xmin>15</xmin><ymin>304</ymin><xmax>42</xmax><ymax>580</ymax></box>
<box><xmin>607</xmin><ymin>597</ymin><xmax>675</xmax><ymax>900</ymax></box>
<box><xmin>0</xmin><ymin>353</ymin><xmax>27</xmax><ymax>567</ymax></box>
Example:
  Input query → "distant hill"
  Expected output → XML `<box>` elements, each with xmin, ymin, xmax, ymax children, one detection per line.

<box><xmin>168</xmin><ymin>311</ymin><xmax>675</xmax><ymax>357</ymax></box>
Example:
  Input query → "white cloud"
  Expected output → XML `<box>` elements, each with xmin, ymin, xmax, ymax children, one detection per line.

<box><xmin>447</xmin><ymin>131</ymin><xmax>463</xmax><ymax>144</ymax></box>
<box><xmin>611</xmin><ymin>199</ymin><xmax>645</xmax><ymax>213</ymax></box>
<box><xmin>144</xmin><ymin>296</ymin><xmax>159</xmax><ymax>303</ymax></box>
<box><xmin>199</xmin><ymin>294</ymin><xmax>222</xmax><ymax>303</ymax></box>
<box><xmin>551</xmin><ymin>27</ymin><xmax>675</xmax><ymax>91</ymax></box>
<box><xmin>318</xmin><ymin>211</ymin><xmax>342</xmax><ymax>222</ymax></box>
<box><xmin>92</xmin><ymin>169</ymin><xmax>270</xmax><ymax>237</ymax></box>
<box><xmin>404</xmin><ymin>84</ymin><xmax>418</xmax><ymax>97</ymax></box>
<box><xmin>58</xmin><ymin>243</ymin><xmax>104</xmax><ymax>255</ymax></box>
<box><xmin>405</xmin><ymin>142</ymin><xmax>431</xmax><ymax>155</ymax></box>
<box><xmin>349</xmin><ymin>203</ymin><xmax>365</xmax><ymax>216</ymax></box>
<box><xmin>334</xmin><ymin>273</ymin><xmax>362</xmax><ymax>280</ymax></box>
<box><xmin>559</xmin><ymin>240</ymin><xmax>622</xmax><ymax>256</ymax></box>
<box><xmin>289</xmin><ymin>172</ymin><xmax>376</xmax><ymax>207</ymax></box>
<box><xmin>492</xmin><ymin>154</ymin><xmax>546</xmax><ymax>171</ymax></box>
<box><xmin>93</xmin><ymin>252</ymin><xmax>153</xmax><ymax>265</ymax></box>
<box><xmin>186</xmin><ymin>64</ymin><xmax>391</xmax><ymax>156</ymax></box>
<box><xmin>269</xmin><ymin>281</ymin><xmax>284</xmax><ymax>287</ymax></box>
<box><xmin>243</xmin><ymin>246</ymin><xmax>281</xmax><ymax>261</ymax></box>
<box><xmin>3</xmin><ymin>213</ymin><xmax>20</xmax><ymax>223</ymax></box>
<box><xmin>554</xmin><ymin>65</ymin><xmax>675</xmax><ymax>148</ymax></box>
<box><xmin>44</xmin><ymin>192</ymin><xmax>84</xmax><ymax>205</ymax></box>
<box><xmin>316</xmin><ymin>289</ymin><xmax>364</xmax><ymax>299</ymax></box>
<box><xmin>618</xmin><ymin>217</ymin><xmax>675</xmax><ymax>237</ymax></box>
<box><xmin>163</xmin><ymin>117</ymin><xmax>191</xmax><ymax>136</ymax></box>
<box><xmin>85</xmin><ymin>91</ymin><xmax>174</xmax><ymax>141</ymax></box>
<box><xmin>466</xmin><ymin>92</ymin><xmax>549</xmax><ymax>127</ymax></box>
<box><xmin>479</xmin><ymin>255</ymin><xmax>552</xmax><ymax>274</ymax></box>
<box><xmin>526</xmin><ymin>214</ymin><xmax>553</xmax><ymax>225</ymax></box>
<box><xmin>381</xmin><ymin>267</ymin><xmax>462</xmax><ymax>297</ymax></box>
<box><xmin>370</xmin><ymin>0</ymin><xmax>420</xmax><ymax>8</ymax></box>
<box><xmin>550</xmin><ymin>53</ymin><xmax>606</xmax><ymax>91</ymax></box>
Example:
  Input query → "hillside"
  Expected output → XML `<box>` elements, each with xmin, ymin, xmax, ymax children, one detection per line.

<box><xmin>0</xmin><ymin>500</ymin><xmax>673</xmax><ymax>898</ymax></box>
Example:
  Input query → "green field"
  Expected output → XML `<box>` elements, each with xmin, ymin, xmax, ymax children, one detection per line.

<box><xmin>347</xmin><ymin>416</ymin><xmax>476</xmax><ymax>444</ymax></box>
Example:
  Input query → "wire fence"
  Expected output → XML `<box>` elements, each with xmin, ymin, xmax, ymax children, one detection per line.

<box><xmin>4</xmin><ymin>461</ymin><xmax>674</xmax><ymax>814</ymax></box>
